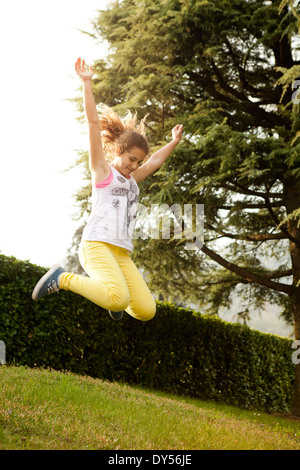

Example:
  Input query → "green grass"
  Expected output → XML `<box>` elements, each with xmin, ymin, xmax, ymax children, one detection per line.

<box><xmin>0</xmin><ymin>365</ymin><xmax>300</xmax><ymax>450</ymax></box>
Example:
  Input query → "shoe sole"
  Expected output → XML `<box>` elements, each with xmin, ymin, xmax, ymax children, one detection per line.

<box><xmin>32</xmin><ymin>264</ymin><xmax>62</xmax><ymax>300</ymax></box>
<box><xmin>109</xmin><ymin>311</ymin><xmax>124</xmax><ymax>321</ymax></box>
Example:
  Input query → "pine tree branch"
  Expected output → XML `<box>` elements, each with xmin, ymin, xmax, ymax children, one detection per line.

<box><xmin>200</xmin><ymin>268</ymin><xmax>292</xmax><ymax>286</ymax></box>
<box><xmin>221</xmin><ymin>202</ymin><xmax>283</xmax><ymax>210</ymax></box>
<box><xmin>267</xmin><ymin>269</ymin><xmax>293</xmax><ymax>279</ymax></box>
<box><xmin>206</xmin><ymin>223</ymin><xmax>285</xmax><ymax>242</ymax></box>
<box><xmin>222</xmin><ymin>182</ymin><xmax>300</xmax><ymax>245</ymax></box>
<box><xmin>222</xmin><ymin>182</ymin><xmax>283</xmax><ymax>199</ymax></box>
<box><xmin>209</xmin><ymin>59</ymin><xmax>286</xmax><ymax>127</ymax></box>
<box><xmin>223</xmin><ymin>37</ymin><xmax>280</xmax><ymax>104</ymax></box>
<box><xmin>199</xmin><ymin>243</ymin><xmax>293</xmax><ymax>295</ymax></box>
<box><xmin>265</xmin><ymin>197</ymin><xmax>300</xmax><ymax>246</ymax></box>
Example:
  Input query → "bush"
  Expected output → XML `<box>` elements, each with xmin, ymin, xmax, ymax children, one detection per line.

<box><xmin>0</xmin><ymin>254</ymin><xmax>295</xmax><ymax>412</ymax></box>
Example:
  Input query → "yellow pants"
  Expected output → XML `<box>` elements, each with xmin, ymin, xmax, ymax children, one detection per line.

<box><xmin>59</xmin><ymin>241</ymin><xmax>156</xmax><ymax>321</ymax></box>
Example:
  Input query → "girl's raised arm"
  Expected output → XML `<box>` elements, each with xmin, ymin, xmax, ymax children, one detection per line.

<box><xmin>75</xmin><ymin>58</ymin><xmax>110</xmax><ymax>181</ymax></box>
<box><xmin>132</xmin><ymin>124</ymin><xmax>183</xmax><ymax>183</ymax></box>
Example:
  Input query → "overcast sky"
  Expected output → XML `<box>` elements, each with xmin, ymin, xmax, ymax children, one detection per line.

<box><xmin>0</xmin><ymin>0</ymin><xmax>109</xmax><ymax>267</ymax></box>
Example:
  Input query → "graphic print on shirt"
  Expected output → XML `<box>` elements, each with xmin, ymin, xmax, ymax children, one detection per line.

<box><xmin>111</xmin><ymin>176</ymin><xmax>139</xmax><ymax>240</ymax></box>
<box><xmin>81</xmin><ymin>166</ymin><xmax>140</xmax><ymax>252</ymax></box>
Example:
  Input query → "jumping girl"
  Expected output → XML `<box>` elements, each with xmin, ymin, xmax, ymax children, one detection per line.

<box><xmin>32</xmin><ymin>57</ymin><xmax>183</xmax><ymax>321</ymax></box>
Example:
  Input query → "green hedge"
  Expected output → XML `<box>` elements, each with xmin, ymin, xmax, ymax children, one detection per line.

<box><xmin>0</xmin><ymin>254</ymin><xmax>295</xmax><ymax>412</ymax></box>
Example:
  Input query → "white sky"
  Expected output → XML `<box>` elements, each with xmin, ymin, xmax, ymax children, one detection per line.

<box><xmin>0</xmin><ymin>0</ymin><xmax>110</xmax><ymax>267</ymax></box>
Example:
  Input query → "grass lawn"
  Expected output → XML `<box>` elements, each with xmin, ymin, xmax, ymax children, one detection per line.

<box><xmin>0</xmin><ymin>365</ymin><xmax>299</xmax><ymax>450</ymax></box>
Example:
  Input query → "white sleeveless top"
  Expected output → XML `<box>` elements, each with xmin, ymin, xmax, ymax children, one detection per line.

<box><xmin>81</xmin><ymin>165</ymin><xmax>139</xmax><ymax>252</ymax></box>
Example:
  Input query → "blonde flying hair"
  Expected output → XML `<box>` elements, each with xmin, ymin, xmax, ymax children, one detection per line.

<box><xmin>98</xmin><ymin>104</ymin><xmax>149</xmax><ymax>161</ymax></box>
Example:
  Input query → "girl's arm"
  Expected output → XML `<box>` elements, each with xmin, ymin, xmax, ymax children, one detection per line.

<box><xmin>132</xmin><ymin>124</ymin><xmax>183</xmax><ymax>183</ymax></box>
<box><xmin>75</xmin><ymin>58</ymin><xmax>110</xmax><ymax>180</ymax></box>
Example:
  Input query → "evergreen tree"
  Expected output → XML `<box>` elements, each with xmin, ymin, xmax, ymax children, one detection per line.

<box><xmin>71</xmin><ymin>0</ymin><xmax>300</xmax><ymax>413</ymax></box>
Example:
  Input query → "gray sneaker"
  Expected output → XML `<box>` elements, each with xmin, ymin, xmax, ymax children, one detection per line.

<box><xmin>109</xmin><ymin>310</ymin><xmax>124</xmax><ymax>321</ymax></box>
<box><xmin>32</xmin><ymin>264</ymin><xmax>65</xmax><ymax>300</ymax></box>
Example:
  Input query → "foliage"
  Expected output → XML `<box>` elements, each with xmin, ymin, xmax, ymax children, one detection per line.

<box><xmin>0</xmin><ymin>254</ymin><xmax>295</xmax><ymax>413</ymax></box>
<box><xmin>69</xmin><ymin>0</ymin><xmax>300</xmax><ymax>329</ymax></box>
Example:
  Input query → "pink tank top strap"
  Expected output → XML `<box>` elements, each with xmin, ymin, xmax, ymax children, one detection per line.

<box><xmin>95</xmin><ymin>169</ymin><xmax>113</xmax><ymax>188</ymax></box>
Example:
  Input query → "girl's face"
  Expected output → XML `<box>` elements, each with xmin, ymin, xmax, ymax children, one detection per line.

<box><xmin>112</xmin><ymin>147</ymin><xmax>146</xmax><ymax>178</ymax></box>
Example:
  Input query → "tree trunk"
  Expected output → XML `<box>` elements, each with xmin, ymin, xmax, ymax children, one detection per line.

<box><xmin>284</xmin><ymin>176</ymin><xmax>300</xmax><ymax>415</ymax></box>
<box><xmin>291</xmin><ymin>290</ymin><xmax>300</xmax><ymax>415</ymax></box>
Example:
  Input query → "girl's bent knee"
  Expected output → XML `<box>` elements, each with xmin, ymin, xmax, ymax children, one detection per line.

<box><xmin>106</xmin><ymin>283</ymin><xmax>130</xmax><ymax>311</ymax></box>
<box><xmin>109</xmin><ymin>293</ymin><xmax>130</xmax><ymax>312</ymax></box>
<box><xmin>143</xmin><ymin>311</ymin><xmax>156</xmax><ymax>322</ymax></box>
<box><xmin>139</xmin><ymin>303</ymin><xmax>156</xmax><ymax>322</ymax></box>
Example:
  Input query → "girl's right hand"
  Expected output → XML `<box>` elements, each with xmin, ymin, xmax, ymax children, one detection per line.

<box><xmin>75</xmin><ymin>57</ymin><xmax>94</xmax><ymax>81</ymax></box>
<box><xmin>172</xmin><ymin>124</ymin><xmax>183</xmax><ymax>144</ymax></box>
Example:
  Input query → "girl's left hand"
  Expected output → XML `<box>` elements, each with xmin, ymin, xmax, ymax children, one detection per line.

<box><xmin>172</xmin><ymin>124</ymin><xmax>183</xmax><ymax>143</ymax></box>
